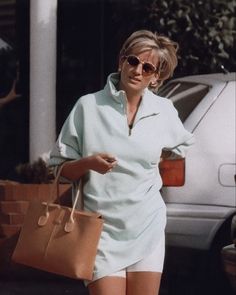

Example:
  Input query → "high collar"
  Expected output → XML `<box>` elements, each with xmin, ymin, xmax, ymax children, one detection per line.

<box><xmin>104</xmin><ymin>73</ymin><xmax>160</xmax><ymax>118</ymax></box>
<box><xmin>105</xmin><ymin>72</ymin><xmax>127</xmax><ymax>104</ymax></box>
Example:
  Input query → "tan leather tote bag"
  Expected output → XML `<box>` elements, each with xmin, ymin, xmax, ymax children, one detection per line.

<box><xmin>12</xmin><ymin>164</ymin><xmax>104</xmax><ymax>280</ymax></box>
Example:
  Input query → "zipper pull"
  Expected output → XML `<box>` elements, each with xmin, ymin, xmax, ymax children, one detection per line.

<box><xmin>128</xmin><ymin>123</ymin><xmax>133</xmax><ymax>136</ymax></box>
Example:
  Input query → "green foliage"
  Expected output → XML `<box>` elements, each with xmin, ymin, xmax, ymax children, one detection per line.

<box><xmin>109</xmin><ymin>0</ymin><xmax>236</xmax><ymax>76</ymax></box>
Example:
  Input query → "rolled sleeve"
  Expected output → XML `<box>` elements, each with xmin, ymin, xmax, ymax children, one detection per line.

<box><xmin>48</xmin><ymin>100</ymin><xmax>83</xmax><ymax>167</ymax></box>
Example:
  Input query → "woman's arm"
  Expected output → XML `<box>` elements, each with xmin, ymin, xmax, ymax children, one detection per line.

<box><xmin>60</xmin><ymin>153</ymin><xmax>117</xmax><ymax>181</ymax></box>
<box><xmin>160</xmin><ymin>149</ymin><xmax>184</xmax><ymax>161</ymax></box>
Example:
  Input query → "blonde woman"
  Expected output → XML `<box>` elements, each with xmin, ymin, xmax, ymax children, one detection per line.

<box><xmin>49</xmin><ymin>30</ymin><xmax>194</xmax><ymax>295</ymax></box>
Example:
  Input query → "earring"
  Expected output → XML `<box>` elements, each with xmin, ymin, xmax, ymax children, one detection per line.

<box><xmin>150</xmin><ymin>81</ymin><xmax>156</xmax><ymax>86</ymax></box>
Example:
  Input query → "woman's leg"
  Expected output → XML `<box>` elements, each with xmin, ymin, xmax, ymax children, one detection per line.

<box><xmin>88</xmin><ymin>276</ymin><xmax>126</xmax><ymax>295</ymax></box>
<box><xmin>126</xmin><ymin>233</ymin><xmax>165</xmax><ymax>295</ymax></box>
<box><xmin>126</xmin><ymin>271</ymin><xmax>162</xmax><ymax>295</ymax></box>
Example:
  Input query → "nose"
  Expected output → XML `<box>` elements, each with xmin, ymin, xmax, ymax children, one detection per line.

<box><xmin>133</xmin><ymin>63</ymin><xmax>143</xmax><ymax>75</ymax></box>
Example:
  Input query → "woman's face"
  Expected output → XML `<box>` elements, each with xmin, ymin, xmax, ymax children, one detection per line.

<box><xmin>118</xmin><ymin>49</ymin><xmax>159</xmax><ymax>96</ymax></box>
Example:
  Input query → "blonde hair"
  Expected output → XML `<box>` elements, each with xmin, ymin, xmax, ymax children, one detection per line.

<box><xmin>119</xmin><ymin>30</ymin><xmax>179</xmax><ymax>90</ymax></box>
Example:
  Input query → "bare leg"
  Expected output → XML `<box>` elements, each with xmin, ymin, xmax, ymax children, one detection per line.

<box><xmin>126</xmin><ymin>271</ymin><xmax>162</xmax><ymax>295</ymax></box>
<box><xmin>88</xmin><ymin>276</ymin><xmax>126</xmax><ymax>295</ymax></box>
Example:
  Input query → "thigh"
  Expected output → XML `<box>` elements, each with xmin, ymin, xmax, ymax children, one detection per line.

<box><xmin>128</xmin><ymin>233</ymin><xmax>165</xmax><ymax>273</ymax></box>
<box><xmin>127</xmin><ymin>271</ymin><xmax>162</xmax><ymax>295</ymax></box>
<box><xmin>88</xmin><ymin>276</ymin><xmax>126</xmax><ymax>295</ymax></box>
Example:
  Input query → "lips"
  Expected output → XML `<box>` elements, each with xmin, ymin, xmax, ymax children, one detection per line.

<box><xmin>129</xmin><ymin>76</ymin><xmax>141</xmax><ymax>83</ymax></box>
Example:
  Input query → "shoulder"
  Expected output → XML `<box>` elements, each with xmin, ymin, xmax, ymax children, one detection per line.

<box><xmin>75</xmin><ymin>90</ymin><xmax>103</xmax><ymax>106</ymax></box>
<box><xmin>145</xmin><ymin>89</ymin><xmax>176</xmax><ymax>113</ymax></box>
<box><xmin>71</xmin><ymin>89</ymin><xmax>106</xmax><ymax>113</ymax></box>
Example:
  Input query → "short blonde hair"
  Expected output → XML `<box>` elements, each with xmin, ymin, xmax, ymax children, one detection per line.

<box><xmin>119</xmin><ymin>30</ymin><xmax>179</xmax><ymax>90</ymax></box>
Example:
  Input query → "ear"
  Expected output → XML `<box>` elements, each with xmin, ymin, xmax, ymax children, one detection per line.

<box><xmin>149</xmin><ymin>73</ymin><xmax>159</xmax><ymax>88</ymax></box>
<box><xmin>153</xmin><ymin>72</ymin><xmax>159</xmax><ymax>81</ymax></box>
<box><xmin>118</xmin><ymin>56</ymin><xmax>125</xmax><ymax>72</ymax></box>
<box><xmin>150</xmin><ymin>72</ymin><xmax>159</xmax><ymax>84</ymax></box>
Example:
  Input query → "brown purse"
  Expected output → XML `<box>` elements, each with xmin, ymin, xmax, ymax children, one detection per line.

<box><xmin>11</xmin><ymin>165</ymin><xmax>104</xmax><ymax>280</ymax></box>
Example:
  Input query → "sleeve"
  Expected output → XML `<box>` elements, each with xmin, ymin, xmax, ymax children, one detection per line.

<box><xmin>163</xmin><ymin>100</ymin><xmax>195</xmax><ymax>158</ymax></box>
<box><xmin>47</xmin><ymin>100</ymin><xmax>83</xmax><ymax>167</ymax></box>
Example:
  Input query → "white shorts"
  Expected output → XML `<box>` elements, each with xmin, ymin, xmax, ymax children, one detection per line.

<box><xmin>85</xmin><ymin>233</ymin><xmax>165</xmax><ymax>286</ymax></box>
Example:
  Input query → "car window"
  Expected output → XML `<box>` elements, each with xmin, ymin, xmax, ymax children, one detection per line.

<box><xmin>158</xmin><ymin>82</ymin><xmax>210</xmax><ymax>122</ymax></box>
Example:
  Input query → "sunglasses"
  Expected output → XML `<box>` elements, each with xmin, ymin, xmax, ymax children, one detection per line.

<box><xmin>124</xmin><ymin>55</ymin><xmax>157</xmax><ymax>76</ymax></box>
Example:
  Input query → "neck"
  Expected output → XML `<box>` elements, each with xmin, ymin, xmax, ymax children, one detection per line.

<box><xmin>118</xmin><ymin>82</ymin><xmax>142</xmax><ymax>108</ymax></box>
<box><xmin>117</xmin><ymin>79</ymin><xmax>143</xmax><ymax>125</ymax></box>
<box><xmin>126</xmin><ymin>94</ymin><xmax>142</xmax><ymax>126</ymax></box>
<box><xmin>127</xmin><ymin>93</ymin><xmax>142</xmax><ymax>109</ymax></box>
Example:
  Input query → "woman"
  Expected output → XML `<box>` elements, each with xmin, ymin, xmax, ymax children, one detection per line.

<box><xmin>49</xmin><ymin>30</ymin><xmax>194</xmax><ymax>295</ymax></box>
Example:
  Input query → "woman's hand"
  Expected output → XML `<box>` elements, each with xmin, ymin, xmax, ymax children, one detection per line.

<box><xmin>87</xmin><ymin>153</ymin><xmax>118</xmax><ymax>174</ymax></box>
<box><xmin>60</xmin><ymin>153</ymin><xmax>118</xmax><ymax>181</ymax></box>
<box><xmin>160</xmin><ymin>150</ymin><xmax>173</xmax><ymax>161</ymax></box>
<box><xmin>160</xmin><ymin>150</ymin><xmax>182</xmax><ymax>161</ymax></box>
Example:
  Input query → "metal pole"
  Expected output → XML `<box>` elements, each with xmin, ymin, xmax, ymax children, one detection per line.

<box><xmin>29</xmin><ymin>0</ymin><xmax>57</xmax><ymax>162</ymax></box>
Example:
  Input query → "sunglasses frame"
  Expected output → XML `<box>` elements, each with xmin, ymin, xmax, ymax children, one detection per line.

<box><xmin>124</xmin><ymin>55</ymin><xmax>157</xmax><ymax>76</ymax></box>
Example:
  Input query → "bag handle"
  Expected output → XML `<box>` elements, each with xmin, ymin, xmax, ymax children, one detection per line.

<box><xmin>64</xmin><ymin>187</ymin><xmax>81</xmax><ymax>232</ymax></box>
<box><xmin>38</xmin><ymin>161</ymin><xmax>82</xmax><ymax>232</ymax></box>
<box><xmin>53</xmin><ymin>160</ymin><xmax>82</xmax><ymax>209</ymax></box>
<box><xmin>51</xmin><ymin>162</ymin><xmax>67</xmax><ymax>203</ymax></box>
<box><xmin>50</xmin><ymin>161</ymin><xmax>80</xmax><ymax>203</ymax></box>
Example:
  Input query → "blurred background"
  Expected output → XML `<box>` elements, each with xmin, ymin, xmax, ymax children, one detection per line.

<box><xmin>0</xmin><ymin>0</ymin><xmax>235</xmax><ymax>180</ymax></box>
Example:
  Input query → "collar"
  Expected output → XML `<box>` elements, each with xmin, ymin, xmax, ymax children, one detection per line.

<box><xmin>104</xmin><ymin>72</ymin><xmax>126</xmax><ymax>103</ymax></box>
<box><xmin>104</xmin><ymin>72</ymin><xmax>160</xmax><ymax>118</ymax></box>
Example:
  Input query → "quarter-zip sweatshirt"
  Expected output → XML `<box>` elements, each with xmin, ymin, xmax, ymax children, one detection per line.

<box><xmin>49</xmin><ymin>72</ymin><xmax>195</xmax><ymax>281</ymax></box>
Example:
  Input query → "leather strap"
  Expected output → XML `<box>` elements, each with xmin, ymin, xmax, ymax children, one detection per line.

<box><xmin>51</xmin><ymin>161</ymin><xmax>82</xmax><ymax>207</ymax></box>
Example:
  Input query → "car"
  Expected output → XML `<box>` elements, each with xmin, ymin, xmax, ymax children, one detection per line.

<box><xmin>157</xmin><ymin>72</ymin><xmax>236</xmax><ymax>295</ymax></box>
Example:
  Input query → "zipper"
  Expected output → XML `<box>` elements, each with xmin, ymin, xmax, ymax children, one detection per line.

<box><xmin>127</xmin><ymin>113</ymin><xmax>159</xmax><ymax>136</ymax></box>
<box><xmin>121</xmin><ymin>93</ymin><xmax>159</xmax><ymax>136</ymax></box>
<box><xmin>128</xmin><ymin>123</ymin><xmax>133</xmax><ymax>136</ymax></box>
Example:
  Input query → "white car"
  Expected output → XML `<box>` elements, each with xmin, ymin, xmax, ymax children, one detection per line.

<box><xmin>158</xmin><ymin>72</ymin><xmax>236</xmax><ymax>294</ymax></box>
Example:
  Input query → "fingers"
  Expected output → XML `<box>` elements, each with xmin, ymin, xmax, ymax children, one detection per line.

<box><xmin>99</xmin><ymin>153</ymin><xmax>117</xmax><ymax>167</ymax></box>
<box><xmin>103</xmin><ymin>158</ymin><xmax>117</xmax><ymax>174</ymax></box>
<box><xmin>88</xmin><ymin>153</ymin><xmax>118</xmax><ymax>174</ymax></box>
<box><xmin>99</xmin><ymin>153</ymin><xmax>117</xmax><ymax>163</ymax></box>
<box><xmin>103</xmin><ymin>154</ymin><xmax>117</xmax><ymax>173</ymax></box>
<box><xmin>106</xmin><ymin>160</ymin><xmax>118</xmax><ymax>174</ymax></box>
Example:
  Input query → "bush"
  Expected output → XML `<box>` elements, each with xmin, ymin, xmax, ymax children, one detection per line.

<box><xmin>15</xmin><ymin>158</ymin><xmax>54</xmax><ymax>184</ymax></box>
<box><xmin>109</xmin><ymin>0</ymin><xmax>236</xmax><ymax>77</ymax></box>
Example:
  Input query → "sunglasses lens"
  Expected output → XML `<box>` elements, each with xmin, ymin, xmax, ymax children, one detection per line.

<box><xmin>143</xmin><ymin>63</ymin><xmax>155</xmax><ymax>74</ymax></box>
<box><xmin>125</xmin><ymin>55</ymin><xmax>156</xmax><ymax>75</ymax></box>
<box><xmin>127</xmin><ymin>55</ymin><xmax>139</xmax><ymax>67</ymax></box>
